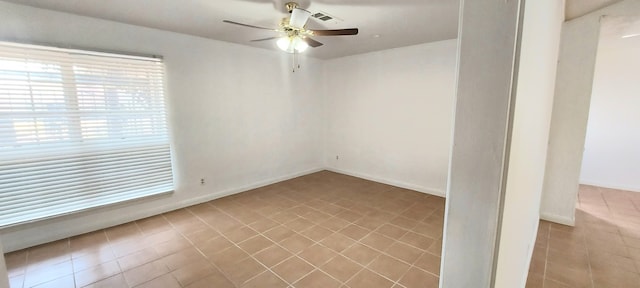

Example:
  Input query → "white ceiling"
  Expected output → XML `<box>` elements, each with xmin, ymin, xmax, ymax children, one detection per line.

<box><xmin>3</xmin><ymin>0</ymin><xmax>460</xmax><ymax>59</ymax></box>
<box><xmin>599</xmin><ymin>15</ymin><xmax>640</xmax><ymax>40</ymax></box>
<box><xmin>565</xmin><ymin>0</ymin><xmax>622</xmax><ymax>20</ymax></box>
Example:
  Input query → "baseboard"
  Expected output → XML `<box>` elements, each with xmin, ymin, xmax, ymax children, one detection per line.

<box><xmin>540</xmin><ymin>212</ymin><xmax>575</xmax><ymax>226</ymax></box>
<box><xmin>171</xmin><ymin>167</ymin><xmax>326</xmax><ymax>212</ymax></box>
<box><xmin>579</xmin><ymin>180</ymin><xmax>640</xmax><ymax>193</ymax></box>
<box><xmin>325</xmin><ymin>167</ymin><xmax>446</xmax><ymax>197</ymax></box>
<box><xmin>2</xmin><ymin>167</ymin><xmax>324</xmax><ymax>252</ymax></box>
<box><xmin>4</xmin><ymin>166</ymin><xmax>445</xmax><ymax>251</ymax></box>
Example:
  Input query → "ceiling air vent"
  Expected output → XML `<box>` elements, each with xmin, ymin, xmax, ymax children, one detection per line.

<box><xmin>312</xmin><ymin>11</ymin><xmax>342</xmax><ymax>22</ymax></box>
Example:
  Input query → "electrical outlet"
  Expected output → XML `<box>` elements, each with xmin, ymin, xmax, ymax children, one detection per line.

<box><xmin>200</xmin><ymin>178</ymin><xmax>205</xmax><ymax>185</ymax></box>
<box><xmin>336</xmin><ymin>155</ymin><xmax>339</xmax><ymax>160</ymax></box>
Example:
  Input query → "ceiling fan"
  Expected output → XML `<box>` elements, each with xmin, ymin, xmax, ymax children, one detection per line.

<box><xmin>223</xmin><ymin>2</ymin><xmax>359</xmax><ymax>54</ymax></box>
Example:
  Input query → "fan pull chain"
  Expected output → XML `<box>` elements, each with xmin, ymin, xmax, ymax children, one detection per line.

<box><xmin>292</xmin><ymin>52</ymin><xmax>301</xmax><ymax>73</ymax></box>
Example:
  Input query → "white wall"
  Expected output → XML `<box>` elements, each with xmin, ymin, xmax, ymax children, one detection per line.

<box><xmin>0</xmin><ymin>242</ymin><xmax>8</xmax><ymax>288</ymax></box>
<box><xmin>323</xmin><ymin>40</ymin><xmax>457</xmax><ymax>196</ymax></box>
<box><xmin>0</xmin><ymin>1</ymin><xmax>324</xmax><ymax>252</ymax></box>
<box><xmin>541</xmin><ymin>0</ymin><xmax>640</xmax><ymax>226</ymax></box>
<box><xmin>494</xmin><ymin>0</ymin><xmax>564</xmax><ymax>287</ymax></box>
<box><xmin>580</xmin><ymin>17</ymin><xmax>640</xmax><ymax>192</ymax></box>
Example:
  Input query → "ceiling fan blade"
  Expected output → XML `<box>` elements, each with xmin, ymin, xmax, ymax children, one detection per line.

<box><xmin>250</xmin><ymin>37</ymin><xmax>279</xmax><ymax>42</ymax></box>
<box><xmin>223</xmin><ymin>20</ymin><xmax>278</xmax><ymax>31</ymax></box>
<box><xmin>290</xmin><ymin>8</ymin><xmax>311</xmax><ymax>28</ymax></box>
<box><xmin>302</xmin><ymin>37</ymin><xmax>323</xmax><ymax>48</ymax></box>
<box><xmin>311</xmin><ymin>28</ymin><xmax>359</xmax><ymax>36</ymax></box>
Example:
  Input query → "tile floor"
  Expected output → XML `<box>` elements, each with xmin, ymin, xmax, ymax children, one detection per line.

<box><xmin>6</xmin><ymin>173</ymin><xmax>638</xmax><ymax>288</ymax></box>
<box><xmin>4</xmin><ymin>171</ymin><xmax>445</xmax><ymax>288</ymax></box>
<box><xmin>526</xmin><ymin>185</ymin><xmax>640</xmax><ymax>288</ymax></box>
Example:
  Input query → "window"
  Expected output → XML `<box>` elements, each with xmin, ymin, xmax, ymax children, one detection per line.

<box><xmin>0</xmin><ymin>42</ymin><xmax>173</xmax><ymax>227</ymax></box>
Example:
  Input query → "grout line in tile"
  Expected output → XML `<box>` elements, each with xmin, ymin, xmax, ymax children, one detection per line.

<box><xmin>542</xmin><ymin>223</ymin><xmax>550</xmax><ymax>288</ymax></box>
<box><xmin>160</xmin><ymin>212</ymin><xmax>237</xmax><ymax>287</ymax></box>
<box><xmin>183</xmin><ymin>205</ymin><xmax>297</xmax><ymax>287</ymax></box>
<box><xmin>190</xmin><ymin>192</ymin><xmax>437</xmax><ymax>288</ymax></box>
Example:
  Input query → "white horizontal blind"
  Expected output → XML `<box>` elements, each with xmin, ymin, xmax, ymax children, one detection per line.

<box><xmin>0</xmin><ymin>42</ymin><xmax>173</xmax><ymax>228</ymax></box>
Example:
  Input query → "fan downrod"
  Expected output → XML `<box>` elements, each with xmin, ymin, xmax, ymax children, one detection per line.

<box><xmin>285</xmin><ymin>2</ymin><xmax>300</xmax><ymax>13</ymax></box>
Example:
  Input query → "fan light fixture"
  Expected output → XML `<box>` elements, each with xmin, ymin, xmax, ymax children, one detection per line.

<box><xmin>222</xmin><ymin>0</ymin><xmax>359</xmax><ymax>66</ymax></box>
<box><xmin>277</xmin><ymin>37</ymin><xmax>309</xmax><ymax>53</ymax></box>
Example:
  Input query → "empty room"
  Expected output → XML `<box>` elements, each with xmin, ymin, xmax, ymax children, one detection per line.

<box><xmin>0</xmin><ymin>1</ymin><xmax>638</xmax><ymax>288</ymax></box>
